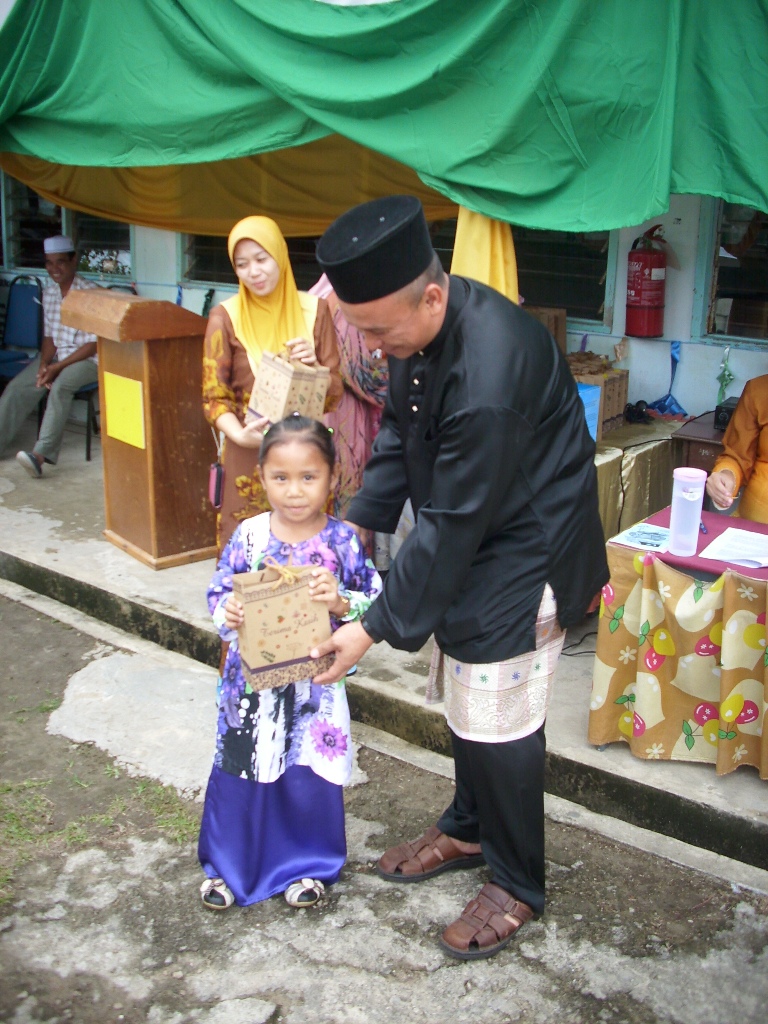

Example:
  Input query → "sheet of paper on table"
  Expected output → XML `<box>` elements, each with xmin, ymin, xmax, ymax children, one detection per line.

<box><xmin>611</xmin><ymin>523</ymin><xmax>670</xmax><ymax>551</ymax></box>
<box><xmin>699</xmin><ymin>527</ymin><xmax>768</xmax><ymax>568</ymax></box>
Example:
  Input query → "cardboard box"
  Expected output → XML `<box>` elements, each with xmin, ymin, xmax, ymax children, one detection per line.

<box><xmin>604</xmin><ymin>371</ymin><xmax>622</xmax><ymax>424</ymax></box>
<box><xmin>525</xmin><ymin>306</ymin><xmax>567</xmax><ymax>354</ymax></box>
<box><xmin>567</xmin><ymin>354</ymin><xmax>629</xmax><ymax>438</ymax></box>
<box><xmin>577</xmin><ymin>382</ymin><xmax>602</xmax><ymax>442</ymax></box>
<box><xmin>571</xmin><ymin>372</ymin><xmax>605</xmax><ymax>441</ymax></box>
<box><xmin>250</xmin><ymin>350</ymin><xmax>330</xmax><ymax>423</ymax></box>
<box><xmin>233</xmin><ymin>564</ymin><xmax>334</xmax><ymax>690</ymax></box>
<box><xmin>608</xmin><ymin>367</ymin><xmax>629</xmax><ymax>427</ymax></box>
<box><xmin>599</xmin><ymin>367</ymin><xmax>629</xmax><ymax>432</ymax></box>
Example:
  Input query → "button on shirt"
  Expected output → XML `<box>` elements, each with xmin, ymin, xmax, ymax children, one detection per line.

<box><xmin>409</xmin><ymin>370</ymin><xmax>425</xmax><ymax>416</ymax></box>
<box><xmin>43</xmin><ymin>275</ymin><xmax>98</xmax><ymax>362</ymax></box>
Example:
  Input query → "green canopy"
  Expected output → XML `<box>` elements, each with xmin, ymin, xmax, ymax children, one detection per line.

<box><xmin>1</xmin><ymin>0</ymin><xmax>766</xmax><ymax>231</ymax></box>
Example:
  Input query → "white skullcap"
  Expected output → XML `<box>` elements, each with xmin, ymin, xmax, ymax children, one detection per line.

<box><xmin>43</xmin><ymin>235</ymin><xmax>75</xmax><ymax>254</ymax></box>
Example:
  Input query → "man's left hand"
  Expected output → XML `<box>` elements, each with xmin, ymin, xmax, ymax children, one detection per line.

<box><xmin>311</xmin><ymin>620</ymin><xmax>374</xmax><ymax>684</ymax></box>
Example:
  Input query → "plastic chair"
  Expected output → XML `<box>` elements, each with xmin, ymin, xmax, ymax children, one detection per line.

<box><xmin>0</xmin><ymin>275</ymin><xmax>44</xmax><ymax>385</ymax></box>
<box><xmin>74</xmin><ymin>381</ymin><xmax>100</xmax><ymax>461</ymax></box>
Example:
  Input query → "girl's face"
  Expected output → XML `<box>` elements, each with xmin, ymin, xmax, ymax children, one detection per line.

<box><xmin>260</xmin><ymin>439</ymin><xmax>336</xmax><ymax>530</ymax></box>
<box><xmin>233</xmin><ymin>239</ymin><xmax>280</xmax><ymax>297</ymax></box>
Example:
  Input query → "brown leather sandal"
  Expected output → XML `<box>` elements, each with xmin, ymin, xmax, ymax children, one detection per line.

<box><xmin>439</xmin><ymin>882</ymin><xmax>535</xmax><ymax>960</ymax></box>
<box><xmin>377</xmin><ymin>825</ymin><xmax>484</xmax><ymax>882</ymax></box>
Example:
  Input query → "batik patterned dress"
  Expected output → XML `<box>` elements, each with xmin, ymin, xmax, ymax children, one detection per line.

<box><xmin>322</xmin><ymin>302</ymin><xmax>388</xmax><ymax>519</ymax></box>
<box><xmin>198</xmin><ymin>512</ymin><xmax>381</xmax><ymax>905</ymax></box>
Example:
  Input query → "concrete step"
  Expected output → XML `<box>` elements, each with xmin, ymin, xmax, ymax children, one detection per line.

<box><xmin>1</xmin><ymin>419</ymin><xmax>766</xmax><ymax>872</ymax></box>
<box><xmin>2</xmin><ymin>544</ymin><xmax>766</xmax><ymax>872</ymax></box>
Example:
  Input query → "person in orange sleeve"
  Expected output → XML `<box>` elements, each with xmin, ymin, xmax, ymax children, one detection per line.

<box><xmin>706</xmin><ymin>374</ymin><xmax>768</xmax><ymax>523</ymax></box>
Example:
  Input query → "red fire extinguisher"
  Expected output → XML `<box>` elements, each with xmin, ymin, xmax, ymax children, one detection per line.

<box><xmin>626</xmin><ymin>224</ymin><xmax>667</xmax><ymax>338</ymax></box>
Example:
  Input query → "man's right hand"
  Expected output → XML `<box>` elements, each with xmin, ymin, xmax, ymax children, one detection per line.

<box><xmin>311</xmin><ymin>621</ymin><xmax>374</xmax><ymax>684</ymax></box>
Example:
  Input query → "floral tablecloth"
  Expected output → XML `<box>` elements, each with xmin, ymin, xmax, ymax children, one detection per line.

<box><xmin>588</xmin><ymin>544</ymin><xmax>767</xmax><ymax>778</ymax></box>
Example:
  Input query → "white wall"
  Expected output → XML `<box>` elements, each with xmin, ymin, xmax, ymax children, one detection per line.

<box><xmin>6</xmin><ymin>198</ymin><xmax>765</xmax><ymax>419</ymax></box>
<box><xmin>132</xmin><ymin>226</ymin><xmax>237</xmax><ymax>314</ymax></box>
<box><xmin>568</xmin><ymin>194</ymin><xmax>768</xmax><ymax>416</ymax></box>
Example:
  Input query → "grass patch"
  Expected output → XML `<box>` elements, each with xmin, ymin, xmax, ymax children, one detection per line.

<box><xmin>35</xmin><ymin>697</ymin><xmax>62</xmax><ymax>714</ymax></box>
<box><xmin>1</xmin><ymin>779</ymin><xmax>54</xmax><ymax>845</ymax></box>
<box><xmin>0</xmin><ymin>775</ymin><xmax>199</xmax><ymax>905</ymax></box>
<box><xmin>133</xmin><ymin>781</ymin><xmax>199</xmax><ymax>845</ymax></box>
<box><xmin>0</xmin><ymin>779</ymin><xmax>55</xmax><ymax>903</ymax></box>
<box><xmin>9</xmin><ymin>695</ymin><xmax>62</xmax><ymax>717</ymax></box>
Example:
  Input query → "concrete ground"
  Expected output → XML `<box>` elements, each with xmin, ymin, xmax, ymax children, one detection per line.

<box><xmin>2</xmin><ymin>588</ymin><xmax>767</xmax><ymax>1024</ymax></box>
<box><xmin>1</xmin><ymin>413</ymin><xmax>767</xmax><ymax>869</ymax></box>
<box><xmin>2</xmin><ymin>416</ymin><xmax>768</xmax><ymax>1022</ymax></box>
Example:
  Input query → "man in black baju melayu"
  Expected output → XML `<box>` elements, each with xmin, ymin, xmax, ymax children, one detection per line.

<box><xmin>311</xmin><ymin>195</ymin><xmax>608</xmax><ymax>960</ymax></box>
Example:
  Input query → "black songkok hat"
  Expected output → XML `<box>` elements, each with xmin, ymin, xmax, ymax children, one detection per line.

<box><xmin>316</xmin><ymin>195</ymin><xmax>435</xmax><ymax>304</ymax></box>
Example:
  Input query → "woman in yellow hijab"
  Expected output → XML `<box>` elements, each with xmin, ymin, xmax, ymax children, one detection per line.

<box><xmin>203</xmin><ymin>216</ymin><xmax>341</xmax><ymax>551</ymax></box>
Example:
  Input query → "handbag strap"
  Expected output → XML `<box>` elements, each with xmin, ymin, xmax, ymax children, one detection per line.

<box><xmin>211</xmin><ymin>426</ymin><xmax>224</xmax><ymax>460</ymax></box>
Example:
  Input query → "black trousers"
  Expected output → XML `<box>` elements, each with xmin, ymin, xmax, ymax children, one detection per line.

<box><xmin>436</xmin><ymin>724</ymin><xmax>546</xmax><ymax>915</ymax></box>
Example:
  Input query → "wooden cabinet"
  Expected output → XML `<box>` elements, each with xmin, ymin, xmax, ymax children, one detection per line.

<box><xmin>61</xmin><ymin>290</ymin><xmax>216</xmax><ymax>569</ymax></box>
<box><xmin>673</xmin><ymin>412</ymin><xmax>725</xmax><ymax>474</ymax></box>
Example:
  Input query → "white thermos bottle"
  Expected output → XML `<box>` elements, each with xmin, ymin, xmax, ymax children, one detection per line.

<box><xmin>668</xmin><ymin>467</ymin><xmax>707</xmax><ymax>556</ymax></box>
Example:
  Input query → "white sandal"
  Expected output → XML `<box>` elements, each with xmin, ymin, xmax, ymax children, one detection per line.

<box><xmin>284</xmin><ymin>878</ymin><xmax>325</xmax><ymax>908</ymax></box>
<box><xmin>200</xmin><ymin>877</ymin><xmax>234</xmax><ymax>911</ymax></box>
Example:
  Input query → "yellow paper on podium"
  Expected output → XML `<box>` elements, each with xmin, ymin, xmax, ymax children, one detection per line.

<box><xmin>103</xmin><ymin>372</ymin><xmax>146</xmax><ymax>449</ymax></box>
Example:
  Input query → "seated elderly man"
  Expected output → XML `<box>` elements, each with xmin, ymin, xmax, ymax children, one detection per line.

<box><xmin>0</xmin><ymin>234</ymin><xmax>97</xmax><ymax>477</ymax></box>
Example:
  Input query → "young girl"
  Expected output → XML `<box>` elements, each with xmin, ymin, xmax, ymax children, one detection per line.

<box><xmin>198</xmin><ymin>414</ymin><xmax>382</xmax><ymax>910</ymax></box>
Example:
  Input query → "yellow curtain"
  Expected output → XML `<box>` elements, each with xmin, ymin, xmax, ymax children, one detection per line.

<box><xmin>450</xmin><ymin>206</ymin><xmax>518</xmax><ymax>303</ymax></box>
<box><xmin>0</xmin><ymin>137</ymin><xmax>457</xmax><ymax>237</ymax></box>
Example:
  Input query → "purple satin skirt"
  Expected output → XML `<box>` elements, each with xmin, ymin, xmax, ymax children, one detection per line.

<box><xmin>198</xmin><ymin>764</ymin><xmax>346</xmax><ymax>905</ymax></box>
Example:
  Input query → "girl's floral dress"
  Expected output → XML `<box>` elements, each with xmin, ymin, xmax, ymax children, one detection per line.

<box><xmin>207</xmin><ymin>512</ymin><xmax>381</xmax><ymax>785</ymax></box>
<box><xmin>198</xmin><ymin>512</ymin><xmax>381</xmax><ymax>905</ymax></box>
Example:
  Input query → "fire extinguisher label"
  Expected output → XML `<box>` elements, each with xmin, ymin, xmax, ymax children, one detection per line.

<box><xmin>651</xmin><ymin>267</ymin><xmax>666</xmax><ymax>280</ymax></box>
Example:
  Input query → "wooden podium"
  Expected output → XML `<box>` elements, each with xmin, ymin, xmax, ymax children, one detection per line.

<box><xmin>61</xmin><ymin>290</ymin><xmax>217</xmax><ymax>569</ymax></box>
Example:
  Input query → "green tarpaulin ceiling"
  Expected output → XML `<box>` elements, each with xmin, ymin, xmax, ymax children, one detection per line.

<box><xmin>0</xmin><ymin>0</ymin><xmax>767</xmax><ymax>234</ymax></box>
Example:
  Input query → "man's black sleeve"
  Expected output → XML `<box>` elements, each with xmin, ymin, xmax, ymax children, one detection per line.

<box><xmin>360</xmin><ymin>404</ymin><xmax>531</xmax><ymax>651</ymax></box>
<box><xmin>346</xmin><ymin>392</ymin><xmax>409</xmax><ymax>534</ymax></box>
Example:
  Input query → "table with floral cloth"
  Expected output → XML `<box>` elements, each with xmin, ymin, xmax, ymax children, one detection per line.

<box><xmin>588</xmin><ymin>509</ymin><xmax>768</xmax><ymax>778</ymax></box>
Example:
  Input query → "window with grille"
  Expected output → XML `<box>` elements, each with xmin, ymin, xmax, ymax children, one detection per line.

<box><xmin>512</xmin><ymin>227</ymin><xmax>613</xmax><ymax>324</ymax></box>
<box><xmin>71</xmin><ymin>212</ymin><xmax>132</xmax><ymax>278</ymax></box>
<box><xmin>3</xmin><ymin>176</ymin><xmax>63</xmax><ymax>268</ymax></box>
<box><xmin>182</xmin><ymin>222</ymin><xmax>616</xmax><ymax>329</ymax></box>
<box><xmin>429</xmin><ymin>219</ymin><xmax>615</xmax><ymax>327</ymax></box>
<box><xmin>182</xmin><ymin>234</ymin><xmax>326</xmax><ymax>290</ymax></box>
<box><xmin>2</xmin><ymin>175</ymin><xmax>132</xmax><ymax>278</ymax></box>
<box><xmin>708</xmin><ymin>203</ymin><xmax>768</xmax><ymax>342</ymax></box>
<box><xmin>182</xmin><ymin>235</ymin><xmax>232</xmax><ymax>285</ymax></box>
